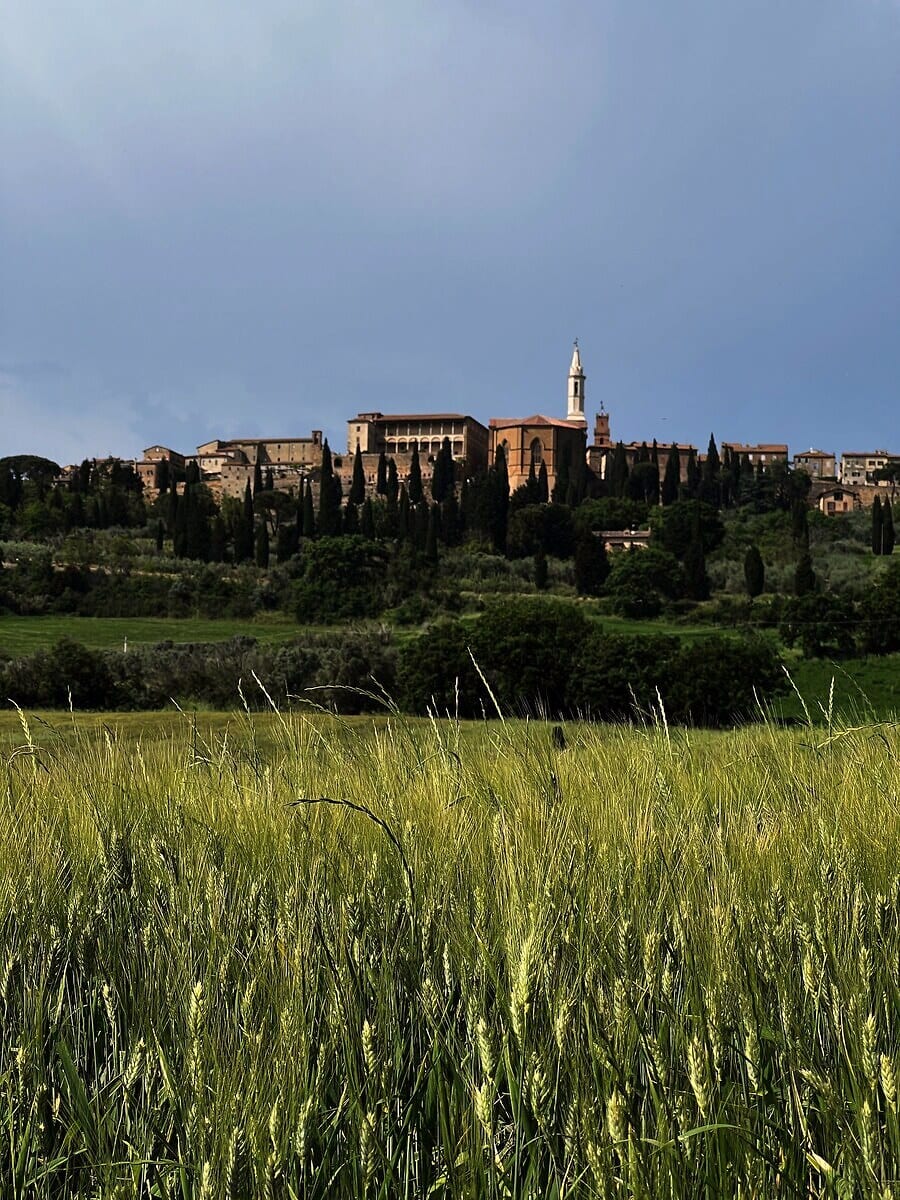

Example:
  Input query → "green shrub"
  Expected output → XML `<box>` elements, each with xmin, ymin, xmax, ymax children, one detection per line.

<box><xmin>293</xmin><ymin>536</ymin><xmax>388</xmax><ymax>623</ymax></box>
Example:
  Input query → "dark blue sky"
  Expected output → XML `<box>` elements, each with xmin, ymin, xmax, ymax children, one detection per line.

<box><xmin>2</xmin><ymin>0</ymin><xmax>898</xmax><ymax>464</ymax></box>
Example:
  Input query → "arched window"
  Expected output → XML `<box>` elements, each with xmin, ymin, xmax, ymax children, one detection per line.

<box><xmin>530</xmin><ymin>438</ymin><xmax>543</xmax><ymax>465</ymax></box>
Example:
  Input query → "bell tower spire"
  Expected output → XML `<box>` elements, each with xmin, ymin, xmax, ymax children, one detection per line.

<box><xmin>567</xmin><ymin>339</ymin><xmax>586</xmax><ymax>424</ymax></box>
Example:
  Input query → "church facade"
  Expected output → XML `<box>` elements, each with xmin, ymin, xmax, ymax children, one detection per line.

<box><xmin>489</xmin><ymin>343</ymin><xmax>589</xmax><ymax>493</ymax></box>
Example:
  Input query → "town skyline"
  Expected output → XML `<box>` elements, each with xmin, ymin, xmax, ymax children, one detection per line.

<box><xmin>11</xmin><ymin>339</ymin><xmax>897</xmax><ymax>474</ymax></box>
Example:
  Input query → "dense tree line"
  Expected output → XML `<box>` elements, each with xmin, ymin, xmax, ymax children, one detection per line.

<box><xmin>0</xmin><ymin>600</ymin><xmax>786</xmax><ymax>725</ymax></box>
<box><xmin>0</xmin><ymin>455</ymin><xmax>146</xmax><ymax>535</ymax></box>
<box><xmin>2</xmin><ymin>437</ymin><xmax>898</xmax><ymax>670</ymax></box>
<box><xmin>394</xmin><ymin>597</ymin><xmax>786</xmax><ymax>725</ymax></box>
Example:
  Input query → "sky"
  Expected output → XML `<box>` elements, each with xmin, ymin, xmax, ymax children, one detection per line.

<box><xmin>1</xmin><ymin>0</ymin><xmax>899</xmax><ymax>466</ymax></box>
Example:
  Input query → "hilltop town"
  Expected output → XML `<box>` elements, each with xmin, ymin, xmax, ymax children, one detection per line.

<box><xmin>80</xmin><ymin>344</ymin><xmax>892</xmax><ymax>519</ymax></box>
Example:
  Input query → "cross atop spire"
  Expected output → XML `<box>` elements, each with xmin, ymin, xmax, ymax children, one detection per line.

<box><xmin>570</xmin><ymin>340</ymin><xmax>582</xmax><ymax>375</ymax></box>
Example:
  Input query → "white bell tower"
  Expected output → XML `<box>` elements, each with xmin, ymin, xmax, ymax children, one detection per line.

<box><xmin>567</xmin><ymin>339</ymin><xmax>586</xmax><ymax>424</ymax></box>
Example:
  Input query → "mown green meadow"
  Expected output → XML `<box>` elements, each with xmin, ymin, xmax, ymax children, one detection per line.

<box><xmin>2</xmin><ymin>708</ymin><xmax>900</xmax><ymax>1197</ymax></box>
<box><xmin>0</xmin><ymin>615</ymin><xmax>304</xmax><ymax>655</ymax></box>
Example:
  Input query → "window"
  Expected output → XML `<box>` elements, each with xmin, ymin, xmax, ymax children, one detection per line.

<box><xmin>530</xmin><ymin>438</ymin><xmax>543</xmax><ymax>465</ymax></box>
<box><xmin>573</xmin><ymin>380</ymin><xmax>579</xmax><ymax>396</ymax></box>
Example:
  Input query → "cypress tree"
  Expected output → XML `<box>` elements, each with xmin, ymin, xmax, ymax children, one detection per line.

<box><xmin>302</xmin><ymin>480</ymin><xmax>316</xmax><ymax>539</ymax></box>
<box><xmin>255</xmin><ymin>518</ymin><xmax>269</xmax><ymax>568</ymax></box>
<box><xmin>794</xmin><ymin>552</ymin><xmax>817</xmax><ymax>596</ymax></box>
<box><xmin>253</xmin><ymin>456</ymin><xmax>263</xmax><ymax>497</ymax></box>
<box><xmin>441</xmin><ymin>491</ymin><xmax>460</xmax><ymax>546</ymax></box>
<box><xmin>459</xmin><ymin>479</ymin><xmax>472</xmax><ymax>532</ymax></box>
<box><xmin>725</xmin><ymin>447</ymin><xmax>741</xmax><ymax>507</ymax></box>
<box><xmin>792</xmin><ymin>500</ymin><xmax>810</xmax><ymax>550</ymax></box>
<box><xmin>700</xmin><ymin>434</ymin><xmax>721</xmax><ymax>505</ymax></box>
<box><xmin>265</xmin><ymin>467</ymin><xmax>275</xmax><ymax>491</ymax></box>
<box><xmin>349</xmin><ymin>444</ymin><xmax>366</xmax><ymax>506</ymax></box>
<box><xmin>243</xmin><ymin>480</ymin><xmax>255</xmax><ymax>553</ymax></box>
<box><xmin>360</xmin><ymin>498</ymin><xmax>376</xmax><ymax>540</ymax></box>
<box><xmin>537</xmin><ymin>461</ymin><xmax>549</xmax><ymax>504</ymax></box>
<box><xmin>739</xmin><ymin>454</ymin><xmax>754</xmax><ymax>500</ymax></box>
<box><xmin>686</xmin><ymin>448</ymin><xmax>700</xmax><ymax>498</ymax></box>
<box><xmin>233</xmin><ymin>481</ymin><xmax>255</xmax><ymax>562</ymax></box>
<box><xmin>384</xmin><ymin>490</ymin><xmax>399</xmax><ymax>539</ymax></box>
<box><xmin>744</xmin><ymin>544</ymin><xmax>765</xmax><ymax>598</ymax></box>
<box><xmin>173</xmin><ymin>490</ymin><xmax>189</xmax><ymax>558</ymax></box>
<box><xmin>425</xmin><ymin>504</ymin><xmax>439</xmax><ymax>563</ymax></box>
<box><xmin>317</xmin><ymin>440</ymin><xmax>342</xmax><ymax>536</ymax></box>
<box><xmin>431</xmin><ymin>441</ymin><xmax>445</xmax><ymax>503</ymax></box>
<box><xmin>684</xmin><ymin>536</ymin><xmax>709</xmax><ymax>600</ymax></box>
<box><xmin>487</xmin><ymin>446</ymin><xmax>510</xmax><ymax>554</ymax></box>
<box><xmin>662</xmin><ymin>444</ymin><xmax>681</xmax><ymax>506</ymax></box>
<box><xmin>408</xmin><ymin>443</ymin><xmax>423</xmax><ymax>505</ymax></box>
<box><xmin>413</xmin><ymin>501</ymin><xmax>429</xmax><ymax>551</ymax></box>
<box><xmin>432</xmin><ymin>436</ymin><xmax>454</xmax><ymax>503</ymax></box>
<box><xmin>522</xmin><ymin>456</ymin><xmax>541</xmax><ymax>505</ymax></box>
<box><xmin>167</xmin><ymin>488</ymin><xmax>179</xmax><ymax>533</ymax></box>
<box><xmin>552</xmin><ymin>445</ymin><xmax>571</xmax><ymax>504</ymax></box>
<box><xmin>209</xmin><ymin>516</ymin><xmax>226</xmax><ymax>562</ymax></box>
<box><xmin>398</xmin><ymin>485</ymin><xmax>411</xmax><ymax>541</ymax></box>
<box><xmin>276</xmin><ymin>523</ymin><xmax>298</xmax><ymax>563</ymax></box>
<box><xmin>186</xmin><ymin>491</ymin><xmax>210</xmax><ymax>561</ymax></box>
<box><xmin>567</xmin><ymin>449</ymin><xmax>589</xmax><ymax>508</ymax></box>
<box><xmin>343</xmin><ymin>500</ymin><xmax>359</xmax><ymax>534</ymax></box>
<box><xmin>386</xmin><ymin>458</ymin><xmax>399</xmax><ymax>503</ymax></box>
<box><xmin>157</xmin><ymin>458</ymin><xmax>170</xmax><ymax>493</ymax></box>
<box><xmin>573</xmin><ymin>532</ymin><xmax>609</xmax><ymax>596</ymax></box>
<box><xmin>872</xmin><ymin>495</ymin><xmax>883</xmax><ymax>555</ymax></box>
<box><xmin>376</xmin><ymin>451</ymin><xmax>388</xmax><ymax>496</ymax></box>
<box><xmin>155</xmin><ymin>520</ymin><xmax>164</xmax><ymax>554</ymax></box>
<box><xmin>608</xmin><ymin>442</ymin><xmax>629</xmax><ymax>498</ymax></box>
<box><xmin>534</xmin><ymin>547</ymin><xmax>548</xmax><ymax>591</ymax></box>
<box><xmin>883</xmin><ymin>501</ymin><xmax>895</xmax><ymax>555</ymax></box>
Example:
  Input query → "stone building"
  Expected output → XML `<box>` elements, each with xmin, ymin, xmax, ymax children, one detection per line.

<box><xmin>346</xmin><ymin>412</ymin><xmax>489</xmax><ymax>476</ymax></box>
<box><xmin>721</xmin><ymin>442</ymin><xmax>789</xmax><ymax>466</ymax></box>
<box><xmin>811</xmin><ymin>483</ymin><xmax>862</xmax><ymax>515</ymax></box>
<box><xmin>794</xmin><ymin>449</ymin><xmax>837</xmax><ymax>479</ymax></box>
<box><xmin>135</xmin><ymin>445</ymin><xmax>185</xmax><ymax>492</ymax></box>
<box><xmin>840</xmin><ymin>450</ymin><xmax>899</xmax><ymax>487</ymax></box>
<box><xmin>489</xmin><ymin>344</ymin><xmax>589</xmax><ymax>492</ymax></box>
<box><xmin>195</xmin><ymin>435</ymin><xmax>324</xmax><ymax>469</ymax></box>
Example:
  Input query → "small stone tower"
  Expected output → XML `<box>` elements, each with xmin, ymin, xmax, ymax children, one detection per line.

<box><xmin>567</xmin><ymin>340</ymin><xmax>587</xmax><ymax>424</ymax></box>
<box><xmin>593</xmin><ymin>405</ymin><xmax>610</xmax><ymax>447</ymax></box>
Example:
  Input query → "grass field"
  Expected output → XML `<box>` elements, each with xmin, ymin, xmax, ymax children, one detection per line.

<box><xmin>0</xmin><ymin>609</ymin><xmax>730</xmax><ymax>657</ymax></box>
<box><xmin>0</xmin><ymin>614</ymin><xmax>305</xmax><ymax>654</ymax></box>
<box><xmin>2</xmin><ymin>613</ymin><xmax>899</xmax><ymax>724</ymax></box>
<box><xmin>775</xmin><ymin>653</ymin><xmax>900</xmax><ymax>723</ymax></box>
<box><xmin>3</xmin><ymin>710</ymin><xmax>900</xmax><ymax>1196</ymax></box>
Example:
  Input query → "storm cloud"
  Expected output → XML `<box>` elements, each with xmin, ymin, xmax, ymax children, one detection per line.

<box><xmin>2</xmin><ymin>0</ymin><xmax>898</xmax><ymax>463</ymax></box>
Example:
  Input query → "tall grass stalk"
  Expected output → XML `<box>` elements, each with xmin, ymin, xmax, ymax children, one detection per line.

<box><xmin>1</xmin><ymin>709</ymin><xmax>899</xmax><ymax>1196</ymax></box>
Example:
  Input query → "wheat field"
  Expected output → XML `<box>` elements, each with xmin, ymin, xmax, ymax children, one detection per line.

<box><xmin>2</xmin><ymin>705</ymin><xmax>900</xmax><ymax>1197</ymax></box>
